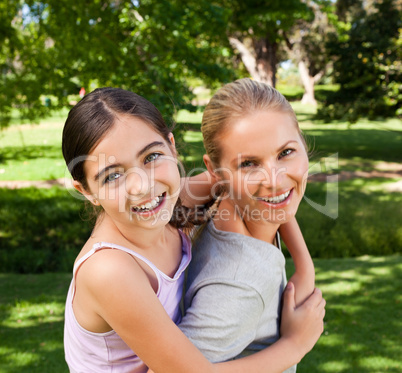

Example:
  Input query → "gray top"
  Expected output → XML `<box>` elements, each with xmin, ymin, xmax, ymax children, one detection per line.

<box><xmin>179</xmin><ymin>220</ymin><xmax>296</xmax><ymax>372</ymax></box>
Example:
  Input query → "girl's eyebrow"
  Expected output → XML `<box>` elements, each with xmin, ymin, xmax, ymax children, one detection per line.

<box><xmin>136</xmin><ymin>141</ymin><xmax>166</xmax><ymax>158</ymax></box>
<box><xmin>94</xmin><ymin>141</ymin><xmax>166</xmax><ymax>181</ymax></box>
<box><xmin>94</xmin><ymin>164</ymin><xmax>122</xmax><ymax>182</ymax></box>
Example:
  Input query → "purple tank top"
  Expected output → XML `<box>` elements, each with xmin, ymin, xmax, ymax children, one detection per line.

<box><xmin>64</xmin><ymin>230</ymin><xmax>191</xmax><ymax>373</ymax></box>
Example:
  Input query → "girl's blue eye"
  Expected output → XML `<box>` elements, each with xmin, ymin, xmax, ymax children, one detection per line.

<box><xmin>145</xmin><ymin>153</ymin><xmax>161</xmax><ymax>163</ymax></box>
<box><xmin>104</xmin><ymin>173</ymin><xmax>122</xmax><ymax>184</ymax></box>
<box><xmin>279</xmin><ymin>149</ymin><xmax>293</xmax><ymax>158</ymax></box>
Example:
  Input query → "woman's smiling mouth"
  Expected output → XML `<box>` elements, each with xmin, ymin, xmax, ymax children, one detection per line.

<box><xmin>257</xmin><ymin>189</ymin><xmax>293</xmax><ymax>205</ymax></box>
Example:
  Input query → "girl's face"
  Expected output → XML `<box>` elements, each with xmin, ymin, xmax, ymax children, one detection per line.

<box><xmin>213</xmin><ymin>110</ymin><xmax>308</xmax><ymax>225</ymax></box>
<box><xmin>77</xmin><ymin>115</ymin><xmax>180</xmax><ymax>230</ymax></box>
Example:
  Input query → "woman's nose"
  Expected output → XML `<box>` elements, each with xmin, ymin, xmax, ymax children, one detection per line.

<box><xmin>260</xmin><ymin>162</ymin><xmax>285</xmax><ymax>188</ymax></box>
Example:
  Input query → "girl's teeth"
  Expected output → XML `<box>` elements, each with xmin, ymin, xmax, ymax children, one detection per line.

<box><xmin>133</xmin><ymin>194</ymin><xmax>163</xmax><ymax>212</ymax></box>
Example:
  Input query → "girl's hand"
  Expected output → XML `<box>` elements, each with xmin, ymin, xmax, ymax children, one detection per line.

<box><xmin>280</xmin><ymin>281</ymin><xmax>326</xmax><ymax>357</ymax></box>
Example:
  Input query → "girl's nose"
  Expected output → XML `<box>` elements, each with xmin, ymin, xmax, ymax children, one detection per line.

<box><xmin>125</xmin><ymin>167</ymin><xmax>151</xmax><ymax>198</ymax></box>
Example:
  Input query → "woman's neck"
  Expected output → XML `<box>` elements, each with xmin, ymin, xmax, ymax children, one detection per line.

<box><xmin>213</xmin><ymin>197</ymin><xmax>279</xmax><ymax>245</ymax></box>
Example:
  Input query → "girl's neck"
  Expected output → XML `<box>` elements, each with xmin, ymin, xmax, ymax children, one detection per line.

<box><xmin>214</xmin><ymin>197</ymin><xmax>279</xmax><ymax>245</ymax></box>
<box><xmin>92</xmin><ymin>214</ymin><xmax>172</xmax><ymax>252</ymax></box>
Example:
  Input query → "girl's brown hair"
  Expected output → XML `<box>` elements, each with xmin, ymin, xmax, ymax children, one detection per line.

<box><xmin>62</xmin><ymin>87</ymin><xmax>173</xmax><ymax>191</ymax></box>
<box><xmin>62</xmin><ymin>87</ymin><xmax>194</xmax><ymax>228</ymax></box>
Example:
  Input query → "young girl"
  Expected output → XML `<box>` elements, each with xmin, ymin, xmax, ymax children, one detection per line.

<box><xmin>179</xmin><ymin>78</ymin><xmax>316</xmax><ymax>371</ymax></box>
<box><xmin>62</xmin><ymin>87</ymin><xmax>325</xmax><ymax>373</ymax></box>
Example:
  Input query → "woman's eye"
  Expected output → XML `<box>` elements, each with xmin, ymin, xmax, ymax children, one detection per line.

<box><xmin>279</xmin><ymin>149</ymin><xmax>294</xmax><ymax>158</ymax></box>
<box><xmin>104</xmin><ymin>172</ymin><xmax>122</xmax><ymax>184</ymax></box>
<box><xmin>240</xmin><ymin>160</ymin><xmax>256</xmax><ymax>168</ymax></box>
<box><xmin>145</xmin><ymin>153</ymin><xmax>161</xmax><ymax>164</ymax></box>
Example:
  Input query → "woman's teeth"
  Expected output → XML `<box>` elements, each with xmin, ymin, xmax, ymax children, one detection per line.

<box><xmin>262</xmin><ymin>190</ymin><xmax>291</xmax><ymax>204</ymax></box>
<box><xmin>132</xmin><ymin>193</ymin><xmax>164</xmax><ymax>212</ymax></box>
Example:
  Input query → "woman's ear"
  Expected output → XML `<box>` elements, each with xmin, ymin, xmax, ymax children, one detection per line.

<box><xmin>203</xmin><ymin>154</ymin><xmax>220</xmax><ymax>181</ymax></box>
<box><xmin>72</xmin><ymin>180</ymin><xmax>100</xmax><ymax>206</ymax></box>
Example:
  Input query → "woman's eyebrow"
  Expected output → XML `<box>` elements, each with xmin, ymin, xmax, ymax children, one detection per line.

<box><xmin>276</xmin><ymin>140</ymin><xmax>299</xmax><ymax>152</ymax></box>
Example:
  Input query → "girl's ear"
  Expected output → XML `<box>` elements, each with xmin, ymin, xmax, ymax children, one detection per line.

<box><xmin>168</xmin><ymin>132</ymin><xmax>177</xmax><ymax>156</ymax></box>
<box><xmin>203</xmin><ymin>154</ymin><xmax>220</xmax><ymax>181</ymax></box>
<box><xmin>168</xmin><ymin>132</ymin><xmax>176</xmax><ymax>147</ymax></box>
<box><xmin>72</xmin><ymin>180</ymin><xmax>100</xmax><ymax>206</ymax></box>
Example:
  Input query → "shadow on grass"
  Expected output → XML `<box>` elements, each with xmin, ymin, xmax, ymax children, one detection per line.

<box><xmin>294</xmin><ymin>256</ymin><xmax>402</xmax><ymax>373</ymax></box>
<box><xmin>296</xmin><ymin>180</ymin><xmax>402</xmax><ymax>259</ymax></box>
<box><xmin>304</xmin><ymin>128</ymin><xmax>402</xmax><ymax>163</ymax></box>
<box><xmin>0</xmin><ymin>144</ymin><xmax>62</xmax><ymax>164</ymax></box>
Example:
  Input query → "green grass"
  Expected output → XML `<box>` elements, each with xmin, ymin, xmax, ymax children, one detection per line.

<box><xmin>296</xmin><ymin>178</ymin><xmax>402</xmax><ymax>258</ymax></box>
<box><xmin>0</xmin><ymin>255</ymin><xmax>400</xmax><ymax>372</ymax></box>
<box><xmin>0</xmin><ymin>123</ymin><xmax>65</xmax><ymax>181</ymax></box>
<box><xmin>0</xmin><ymin>273</ymin><xmax>71</xmax><ymax>373</ymax></box>
<box><xmin>0</xmin><ymin>103</ymin><xmax>401</xmax><ymax>181</ymax></box>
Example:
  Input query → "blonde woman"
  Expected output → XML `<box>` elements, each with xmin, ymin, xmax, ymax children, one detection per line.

<box><xmin>180</xmin><ymin>78</ymin><xmax>320</xmax><ymax>372</ymax></box>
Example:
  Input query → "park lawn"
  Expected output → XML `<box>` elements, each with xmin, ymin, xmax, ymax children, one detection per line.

<box><xmin>0</xmin><ymin>104</ymin><xmax>401</xmax><ymax>181</ymax></box>
<box><xmin>0</xmin><ymin>255</ymin><xmax>400</xmax><ymax>373</ymax></box>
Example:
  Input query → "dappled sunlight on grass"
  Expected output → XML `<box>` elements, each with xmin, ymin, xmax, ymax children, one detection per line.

<box><xmin>0</xmin><ymin>273</ymin><xmax>70</xmax><ymax>372</ymax></box>
<box><xmin>319</xmin><ymin>360</ymin><xmax>350</xmax><ymax>372</ymax></box>
<box><xmin>0</xmin><ymin>258</ymin><xmax>399</xmax><ymax>372</ymax></box>
<box><xmin>3</xmin><ymin>301</ymin><xmax>64</xmax><ymax>328</ymax></box>
<box><xmin>293</xmin><ymin>255</ymin><xmax>402</xmax><ymax>373</ymax></box>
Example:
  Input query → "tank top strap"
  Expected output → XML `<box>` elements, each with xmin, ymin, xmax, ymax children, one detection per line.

<box><xmin>70</xmin><ymin>229</ymin><xmax>190</xmax><ymax>300</ymax></box>
<box><xmin>70</xmin><ymin>242</ymin><xmax>163</xmax><ymax>300</ymax></box>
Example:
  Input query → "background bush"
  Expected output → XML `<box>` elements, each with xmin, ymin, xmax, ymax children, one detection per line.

<box><xmin>1</xmin><ymin>180</ymin><xmax>401</xmax><ymax>273</ymax></box>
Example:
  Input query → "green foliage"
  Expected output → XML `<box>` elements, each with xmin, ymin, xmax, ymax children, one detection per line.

<box><xmin>1</xmin><ymin>177</ymin><xmax>401</xmax><ymax>274</ymax></box>
<box><xmin>317</xmin><ymin>0</ymin><xmax>402</xmax><ymax>122</ymax></box>
<box><xmin>1</xmin><ymin>0</ymin><xmax>236</xmax><ymax>129</ymax></box>
<box><xmin>0</xmin><ymin>187</ymin><xmax>91</xmax><ymax>273</ymax></box>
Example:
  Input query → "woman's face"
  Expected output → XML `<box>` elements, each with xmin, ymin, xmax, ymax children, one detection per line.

<box><xmin>214</xmin><ymin>110</ymin><xmax>308</xmax><ymax>225</ymax></box>
<box><xmin>77</xmin><ymin>115</ymin><xmax>180</xmax><ymax>230</ymax></box>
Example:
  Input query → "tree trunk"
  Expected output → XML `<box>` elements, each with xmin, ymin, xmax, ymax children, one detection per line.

<box><xmin>254</xmin><ymin>37</ymin><xmax>277</xmax><ymax>87</ymax></box>
<box><xmin>298</xmin><ymin>60</ymin><xmax>317</xmax><ymax>105</ymax></box>
<box><xmin>229</xmin><ymin>36</ymin><xmax>277</xmax><ymax>87</ymax></box>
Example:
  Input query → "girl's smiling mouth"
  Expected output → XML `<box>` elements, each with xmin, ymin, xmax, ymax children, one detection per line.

<box><xmin>131</xmin><ymin>192</ymin><xmax>166</xmax><ymax>214</ymax></box>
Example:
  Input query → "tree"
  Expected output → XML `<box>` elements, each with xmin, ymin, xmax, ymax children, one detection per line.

<box><xmin>1</xmin><ymin>0</ymin><xmax>236</xmax><ymax>128</ymax></box>
<box><xmin>284</xmin><ymin>0</ymin><xmax>335</xmax><ymax>105</ymax></box>
<box><xmin>317</xmin><ymin>0</ymin><xmax>402</xmax><ymax>122</ymax></box>
<box><xmin>224</xmin><ymin>0</ymin><xmax>311</xmax><ymax>87</ymax></box>
<box><xmin>0</xmin><ymin>1</ymin><xmax>52</xmax><ymax>128</ymax></box>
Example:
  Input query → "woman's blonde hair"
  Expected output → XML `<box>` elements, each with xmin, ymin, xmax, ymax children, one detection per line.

<box><xmin>201</xmin><ymin>78</ymin><xmax>307</xmax><ymax>167</ymax></box>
